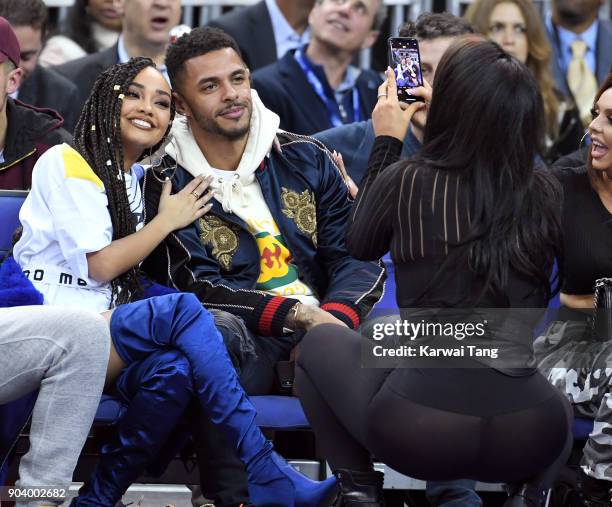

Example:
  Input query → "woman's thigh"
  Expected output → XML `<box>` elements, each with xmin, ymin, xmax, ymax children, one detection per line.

<box><xmin>297</xmin><ymin>324</ymin><xmax>393</xmax><ymax>444</ymax></box>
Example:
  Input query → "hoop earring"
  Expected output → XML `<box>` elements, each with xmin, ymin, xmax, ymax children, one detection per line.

<box><xmin>579</xmin><ymin>130</ymin><xmax>590</xmax><ymax>150</ymax></box>
<box><xmin>578</xmin><ymin>129</ymin><xmax>590</xmax><ymax>163</ymax></box>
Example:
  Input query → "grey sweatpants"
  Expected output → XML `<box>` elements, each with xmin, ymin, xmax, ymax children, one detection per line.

<box><xmin>0</xmin><ymin>306</ymin><xmax>110</xmax><ymax>506</ymax></box>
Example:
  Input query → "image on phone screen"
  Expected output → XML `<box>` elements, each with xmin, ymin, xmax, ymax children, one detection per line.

<box><xmin>388</xmin><ymin>37</ymin><xmax>424</xmax><ymax>103</ymax></box>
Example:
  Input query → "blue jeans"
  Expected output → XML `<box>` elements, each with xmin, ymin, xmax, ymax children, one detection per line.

<box><xmin>426</xmin><ymin>480</ymin><xmax>482</xmax><ymax>507</ymax></box>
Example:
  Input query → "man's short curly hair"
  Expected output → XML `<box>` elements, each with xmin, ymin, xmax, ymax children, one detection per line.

<box><xmin>399</xmin><ymin>12</ymin><xmax>474</xmax><ymax>40</ymax></box>
<box><xmin>166</xmin><ymin>27</ymin><xmax>243</xmax><ymax>93</ymax></box>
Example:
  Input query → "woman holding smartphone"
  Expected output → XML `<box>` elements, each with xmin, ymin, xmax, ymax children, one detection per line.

<box><xmin>11</xmin><ymin>57</ymin><xmax>336</xmax><ymax>507</ymax></box>
<box><xmin>295</xmin><ymin>37</ymin><xmax>572</xmax><ymax>507</ymax></box>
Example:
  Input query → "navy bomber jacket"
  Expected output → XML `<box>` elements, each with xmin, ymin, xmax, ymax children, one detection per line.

<box><xmin>142</xmin><ymin>133</ymin><xmax>386</xmax><ymax>337</ymax></box>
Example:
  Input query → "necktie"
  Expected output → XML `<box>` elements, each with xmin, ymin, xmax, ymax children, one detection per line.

<box><xmin>567</xmin><ymin>39</ymin><xmax>598</xmax><ymax>127</ymax></box>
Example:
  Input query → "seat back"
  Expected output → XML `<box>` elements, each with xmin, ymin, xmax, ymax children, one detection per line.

<box><xmin>0</xmin><ymin>190</ymin><xmax>27</xmax><ymax>259</ymax></box>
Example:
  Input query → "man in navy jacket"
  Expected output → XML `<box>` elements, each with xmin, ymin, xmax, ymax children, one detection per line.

<box><xmin>142</xmin><ymin>27</ymin><xmax>385</xmax><ymax>506</ymax></box>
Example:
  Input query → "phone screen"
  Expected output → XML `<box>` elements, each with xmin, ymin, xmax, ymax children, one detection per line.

<box><xmin>388</xmin><ymin>37</ymin><xmax>424</xmax><ymax>103</ymax></box>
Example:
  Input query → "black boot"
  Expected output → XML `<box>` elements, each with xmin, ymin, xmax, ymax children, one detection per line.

<box><xmin>569</xmin><ymin>472</ymin><xmax>612</xmax><ymax>506</ymax></box>
<box><xmin>503</xmin><ymin>484</ymin><xmax>547</xmax><ymax>507</ymax></box>
<box><xmin>332</xmin><ymin>469</ymin><xmax>385</xmax><ymax>507</ymax></box>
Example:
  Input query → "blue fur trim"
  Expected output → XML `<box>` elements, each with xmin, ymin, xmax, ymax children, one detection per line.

<box><xmin>0</xmin><ymin>257</ymin><xmax>44</xmax><ymax>307</ymax></box>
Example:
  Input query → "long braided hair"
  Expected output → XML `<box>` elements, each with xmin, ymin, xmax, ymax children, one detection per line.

<box><xmin>73</xmin><ymin>57</ymin><xmax>176</xmax><ymax>306</ymax></box>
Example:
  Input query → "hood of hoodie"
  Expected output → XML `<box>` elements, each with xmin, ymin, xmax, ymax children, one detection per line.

<box><xmin>3</xmin><ymin>98</ymin><xmax>65</xmax><ymax>164</ymax></box>
<box><xmin>166</xmin><ymin>90</ymin><xmax>280</xmax><ymax>213</ymax></box>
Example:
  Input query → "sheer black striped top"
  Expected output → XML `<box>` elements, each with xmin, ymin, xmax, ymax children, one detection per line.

<box><xmin>347</xmin><ymin>135</ymin><xmax>546</xmax><ymax>310</ymax></box>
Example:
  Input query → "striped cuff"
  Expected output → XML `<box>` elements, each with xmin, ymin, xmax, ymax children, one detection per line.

<box><xmin>251</xmin><ymin>296</ymin><xmax>297</xmax><ymax>336</ymax></box>
<box><xmin>321</xmin><ymin>302</ymin><xmax>361</xmax><ymax>329</ymax></box>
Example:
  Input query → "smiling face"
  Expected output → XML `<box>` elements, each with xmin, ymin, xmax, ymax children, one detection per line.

<box><xmin>122</xmin><ymin>0</ymin><xmax>181</xmax><ymax>47</ymax></box>
<box><xmin>119</xmin><ymin>65</ymin><xmax>172</xmax><ymax>161</ymax></box>
<box><xmin>174</xmin><ymin>47</ymin><xmax>252</xmax><ymax>142</ymax></box>
<box><xmin>589</xmin><ymin>87</ymin><xmax>612</xmax><ymax>172</ymax></box>
<box><xmin>308</xmin><ymin>0</ymin><xmax>380</xmax><ymax>53</ymax></box>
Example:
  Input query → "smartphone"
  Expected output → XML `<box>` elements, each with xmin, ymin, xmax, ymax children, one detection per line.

<box><xmin>388</xmin><ymin>37</ymin><xmax>424</xmax><ymax>103</ymax></box>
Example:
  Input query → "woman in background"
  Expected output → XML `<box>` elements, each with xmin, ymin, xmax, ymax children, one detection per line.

<box><xmin>465</xmin><ymin>0</ymin><xmax>582</xmax><ymax>162</ymax></box>
<box><xmin>40</xmin><ymin>0</ymin><xmax>122</xmax><ymax>67</ymax></box>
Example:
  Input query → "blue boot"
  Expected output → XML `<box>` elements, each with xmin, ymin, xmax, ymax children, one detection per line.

<box><xmin>109</xmin><ymin>293</ymin><xmax>337</xmax><ymax>506</ymax></box>
<box><xmin>247</xmin><ymin>442</ymin><xmax>337</xmax><ymax>506</ymax></box>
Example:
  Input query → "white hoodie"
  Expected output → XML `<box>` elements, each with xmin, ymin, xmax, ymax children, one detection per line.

<box><xmin>166</xmin><ymin>90</ymin><xmax>319</xmax><ymax>305</ymax></box>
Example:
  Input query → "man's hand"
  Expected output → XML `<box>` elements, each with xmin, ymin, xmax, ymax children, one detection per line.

<box><xmin>372</xmin><ymin>68</ymin><xmax>428</xmax><ymax>141</ymax></box>
<box><xmin>285</xmin><ymin>303</ymin><xmax>349</xmax><ymax>331</ymax></box>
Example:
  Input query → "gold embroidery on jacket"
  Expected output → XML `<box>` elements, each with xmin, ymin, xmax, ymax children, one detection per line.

<box><xmin>281</xmin><ymin>188</ymin><xmax>317</xmax><ymax>247</ymax></box>
<box><xmin>199</xmin><ymin>216</ymin><xmax>240</xmax><ymax>271</ymax></box>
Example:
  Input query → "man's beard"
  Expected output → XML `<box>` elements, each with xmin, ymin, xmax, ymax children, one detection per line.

<box><xmin>556</xmin><ymin>1</ymin><xmax>595</xmax><ymax>27</ymax></box>
<box><xmin>193</xmin><ymin>103</ymin><xmax>251</xmax><ymax>141</ymax></box>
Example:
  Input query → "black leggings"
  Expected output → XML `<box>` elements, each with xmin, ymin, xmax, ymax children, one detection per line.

<box><xmin>295</xmin><ymin>324</ymin><xmax>573</xmax><ymax>487</ymax></box>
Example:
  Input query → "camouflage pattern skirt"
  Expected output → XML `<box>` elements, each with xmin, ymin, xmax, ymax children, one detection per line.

<box><xmin>535</xmin><ymin>320</ymin><xmax>612</xmax><ymax>481</ymax></box>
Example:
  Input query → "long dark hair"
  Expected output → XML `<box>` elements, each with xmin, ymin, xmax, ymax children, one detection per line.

<box><xmin>416</xmin><ymin>36</ymin><xmax>562</xmax><ymax>304</ymax></box>
<box><xmin>64</xmin><ymin>0</ymin><xmax>115</xmax><ymax>54</ymax></box>
<box><xmin>73</xmin><ymin>57</ymin><xmax>175</xmax><ymax>306</ymax></box>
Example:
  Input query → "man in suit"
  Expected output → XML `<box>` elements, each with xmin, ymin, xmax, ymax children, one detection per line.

<box><xmin>546</xmin><ymin>0</ymin><xmax>612</xmax><ymax>126</ymax></box>
<box><xmin>252</xmin><ymin>0</ymin><xmax>385</xmax><ymax>135</ymax></box>
<box><xmin>209</xmin><ymin>0</ymin><xmax>315</xmax><ymax>71</ymax></box>
<box><xmin>0</xmin><ymin>0</ymin><xmax>80</xmax><ymax>132</ymax></box>
<box><xmin>54</xmin><ymin>0</ymin><xmax>181</xmax><ymax>113</ymax></box>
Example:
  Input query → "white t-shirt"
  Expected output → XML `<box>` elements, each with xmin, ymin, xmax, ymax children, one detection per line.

<box><xmin>14</xmin><ymin>143</ymin><xmax>143</xmax><ymax>311</ymax></box>
<box><xmin>212</xmin><ymin>168</ymin><xmax>319</xmax><ymax>306</ymax></box>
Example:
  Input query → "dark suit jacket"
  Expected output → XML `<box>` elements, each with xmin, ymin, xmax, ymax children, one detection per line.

<box><xmin>18</xmin><ymin>65</ymin><xmax>80</xmax><ymax>134</ymax></box>
<box><xmin>208</xmin><ymin>1</ymin><xmax>276</xmax><ymax>71</ymax></box>
<box><xmin>252</xmin><ymin>51</ymin><xmax>382</xmax><ymax>135</ymax></box>
<box><xmin>53</xmin><ymin>44</ymin><xmax>119</xmax><ymax>116</ymax></box>
<box><xmin>547</xmin><ymin>19</ymin><xmax>612</xmax><ymax>98</ymax></box>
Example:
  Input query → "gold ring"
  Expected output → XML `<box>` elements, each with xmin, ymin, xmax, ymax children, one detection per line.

<box><xmin>191</xmin><ymin>191</ymin><xmax>200</xmax><ymax>199</ymax></box>
<box><xmin>377</xmin><ymin>93</ymin><xmax>387</xmax><ymax>98</ymax></box>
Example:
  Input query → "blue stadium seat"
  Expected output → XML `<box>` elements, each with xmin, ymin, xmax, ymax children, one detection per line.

<box><xmin>573</xmin><ymin>417</ymin><xmax>594</xmax><ymax>440</ymax></box>
<box><xmin>94</xmin><ymin>394</ymin><xmax>309</xmax><ymax>429</ymax></box>
<box><xmin>0</xmin><ymin>190</ymin><xmax>27</xmax><ymax>259</ymax></box>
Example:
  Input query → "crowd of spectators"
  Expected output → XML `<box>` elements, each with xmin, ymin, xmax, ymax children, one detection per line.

<box><xmin>0</xmin><ymin>0</ymin><xmax>611</xmax><ymax>506</ymax></box>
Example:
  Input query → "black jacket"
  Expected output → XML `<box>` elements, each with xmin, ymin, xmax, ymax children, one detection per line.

<box><xmin>18</xmin><ymin>65</ymin><xmax>80</xmax><ymax>133</ymax></box>
<box><xmin>53</xmin><ymin>44</ymin><xmax>118</xmax><ymax>115</ymax></box>
<box><xmin>208</xmin><ymin>1</ymin><xmax>276</xmax><ymax>71</ymax></box>
<box><xmin>142</xmin><ymin>132</ymin><xmax>385</xmax><ymax>336</ymax></box>
<box><xmin>252</xmin><ymin>51</ymin><xmax>382</xmax><ymax>135</ymax></box>
<box><xmin>0</xmin><ymin>98</ymin><xmax>71</xmax><ymax>189</ymax></box>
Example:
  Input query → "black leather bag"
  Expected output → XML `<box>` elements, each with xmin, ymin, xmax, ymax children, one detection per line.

<box><xmin>593</xmin><ymin>278</ymin><xmax>612</xmax><ymax>341</ymax></box>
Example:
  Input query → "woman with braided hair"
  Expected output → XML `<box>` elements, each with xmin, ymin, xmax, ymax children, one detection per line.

<box><xmin>11</xmin><ymin>57</ymin><xmax>336</xmax><ymax>507</ymax></box>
